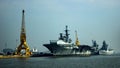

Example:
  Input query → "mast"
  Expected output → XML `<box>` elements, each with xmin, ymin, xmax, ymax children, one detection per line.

<box><xmin>64</xmin><ymin>25</ymin><xmax>70</xmax><ymax>42</ymax></box>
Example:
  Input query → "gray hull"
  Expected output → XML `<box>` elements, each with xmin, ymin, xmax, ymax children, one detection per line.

<box><xmin>43</xmin><ymin>43</ymin><xmax>92</xmax><ymax>56</ymax></box>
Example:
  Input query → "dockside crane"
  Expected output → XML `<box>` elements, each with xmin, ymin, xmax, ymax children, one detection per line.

<box><xmin>75</xmin><ymin>30</ymin><xmax>80</xmax><ymax>46</ymax></box>
<box><xmin>15</xmin><ymin>10</ymin><xmax>31</xmax><ymax>56</ymax></box>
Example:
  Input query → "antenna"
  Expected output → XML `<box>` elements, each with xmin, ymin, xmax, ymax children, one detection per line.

<box><xmin>64</xmin><ymin>25</ymin><xmax>70</xmax><ymax>42</ymax></box>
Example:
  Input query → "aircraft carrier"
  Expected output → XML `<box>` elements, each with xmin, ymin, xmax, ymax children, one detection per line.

<box><xmin>43</xmin><ymin>26</ymin><xmax>94</xmax><ymax>56</ymax></box>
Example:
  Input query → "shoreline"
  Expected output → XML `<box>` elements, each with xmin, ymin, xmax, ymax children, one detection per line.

<box><xmin>0</xmin><ymin>55</ymin><xmax>30</xmax><ymax>59</ymax></box>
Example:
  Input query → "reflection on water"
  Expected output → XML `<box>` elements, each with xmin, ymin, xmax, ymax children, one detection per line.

<box><xmin>0</xmin><ymin>56</ymin><xmax>120</xmax><ymax>68</ymax></box>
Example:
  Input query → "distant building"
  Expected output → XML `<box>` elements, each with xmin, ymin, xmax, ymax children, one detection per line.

<box><xmin>2</xmin><ymin>48</ymin><xmax>14</xmax><ymax>55</ymax></box>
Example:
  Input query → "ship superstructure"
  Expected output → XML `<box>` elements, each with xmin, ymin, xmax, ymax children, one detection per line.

<box><xmin>99</xmin><ymin>41</ymin><xmax>114</xmax><ymax>55</ymax></box>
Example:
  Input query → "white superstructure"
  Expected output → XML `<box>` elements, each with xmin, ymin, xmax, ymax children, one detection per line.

<box><xmin>99</xmin><ymin>49</ymin><xmax>114</xmax><ymax>55</ymax></box>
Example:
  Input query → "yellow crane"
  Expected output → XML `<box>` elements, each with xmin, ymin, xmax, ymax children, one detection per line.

<box><xmin>75</xmin><ymin>30</ymin><xmax>80</xmax><ymax>46</ymax></box>
<box><xmin>15</xmin><ymin>10</ymin><xmax>31</xmax><ymax>56</ymax></box>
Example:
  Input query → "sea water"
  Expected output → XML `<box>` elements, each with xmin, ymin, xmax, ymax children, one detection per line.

<box><xmin>0</xmin><ymin>55</ymin><xmax>120</xmax><ymax>68</ymax></box>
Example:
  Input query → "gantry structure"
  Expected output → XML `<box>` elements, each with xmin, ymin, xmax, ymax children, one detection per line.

<box><xmin>15</xmin><ymin>10</ymin><xmax>31</xmax><ymax>56</ymax></box>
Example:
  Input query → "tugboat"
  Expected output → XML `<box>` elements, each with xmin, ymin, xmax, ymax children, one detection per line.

<box><xmin>99</xmin><ymin>41</ymin><xmax>114</xmax><ymax>55</ymax></box>
<box><xmin>43</xmin><ymin>26</ymin><xmax>92</xmax><ymax>56</ymax></box>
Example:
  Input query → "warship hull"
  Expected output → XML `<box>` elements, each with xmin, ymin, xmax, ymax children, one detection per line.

<box><xmin>43</xmin><ymin>42</ymin><xmax>92</xmax><ymax>56</ymax></box>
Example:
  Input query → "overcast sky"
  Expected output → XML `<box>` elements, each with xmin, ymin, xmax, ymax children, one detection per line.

<box><xmin>0</xmin><ymin>0</ymin><xmax>120</xmax><ymax>52</ymax></box>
